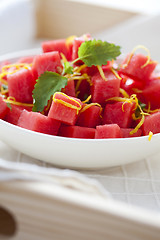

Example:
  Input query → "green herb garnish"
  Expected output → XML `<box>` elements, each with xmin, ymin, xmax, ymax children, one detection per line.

<box><xmin>32</xmin><ymin>72</ymin><xmax>67</xmax><ymax>112</ymax></box>
<box><xmin>64</xmin><ymin>61</ymin><xmax>74</xmax><ymax>74</ymax></box>
<box><xmin>135</xmin><ymin>101</ymin><xmax>146</xmax><ymax>118</ymax></box>
<box><xmin>73</xmin><ymin>39</ymin><xmax>121</xmax><ymax>66</ymax></box>
<box><xmin>6</xmin><ymin>102</ymin><xmax>12</xmax><ymax>110</ymax></box>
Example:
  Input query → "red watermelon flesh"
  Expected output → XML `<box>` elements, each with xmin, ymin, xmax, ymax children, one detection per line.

<box><xmin>0</xmin><ymin>61</ymin><xmax>11</xmax><ymax>73</ymax></box>
<box><xmin>62</xmin><ymin>80</ymin><xmax>76</xmax><ymax>97</ymax></box>
<box><xmin>18</xmin><ymin>56</ymin><xmax>34</xmax><ymax>64</ymax></box>
<box><xmin>42</xmin><ymin>38</ymin><xmax>73</xmax><ymax>61</ymax></box>
<box><xmin>103</xmin><ymin>102</ymin><xmax>135</xmax><ymax>128</ymax></box>
<box><xmin>95</xmin><ymin>124</ymin><xmax>121</xmax><ymax>139</ymax></box>
<box><xmin>32</xmin><ymin>51</ymin><xmax>63</xmax><ymax>77</ymax></box>
<box><xmin>0</xmin><ymin>95</ymin><xmax>9</xmax><ymax>119</ymax></box>
<box><xmin>79</xmin><ymin>62</ymin><xmax>113</xmax><ymax>78</ymax></box>
<box><xmin>76</xmin><ymin>104</ymin><xmax>101</xmax><ymax>128</ymax></box>
<box><xmin>120</xmin><ymin>128</ymin><xmax>142</xmax><ymax>138</ymax></box>
<box><xmin>120</xmin><ymin>74</ymin><xmax>144</xmax><ymax>96</ymax></box>
<box><xmin>48</xmin><ymin>93</ymin><xmax>82</xmax><ymax>125</ymax></box>
<box><xmin>7</xmin><ymin>68</ymin><xmax>36</xmax><ymax>103</ymax></box>
<box><xmin>119</xmin><ymin>54</ymin><xmax>157</xmax><ymax>83</ymax></box>
<box><xmin>91</xmin><ymin>70</ymin><xmax>120</xmax><ymax>105</ymax></box>
<box><xmin>142</xmin><ymin>79</ymin><xmax>160</xmax><ymax>110</ymax></box>
<box><xmin>5</xmin><ymin>104</ymin><xmax>32</xmax><ymax>125</ymax></box>
<box><xmin>18</xmin><ymin>110</ymin><xmax>61</xmax><ymax>135</ymax></box>
<box><xmin>72</xmin><ymin>34</ymin><xmax>91</xmax><ymax>63</ymax></box>
<box><xmin>0</xmin><ymin>61</ymin><xmax>11</xmax><ymax>82</ymax></box>
<box><xmin>59</xmin><ymin>125</ymin><xmax>95</xmax><ymax>139</ymax></box>
<box><xmin>142</xmin><ymin>112</ymin><xmax>160</xmax><ymax>135</ymax></box>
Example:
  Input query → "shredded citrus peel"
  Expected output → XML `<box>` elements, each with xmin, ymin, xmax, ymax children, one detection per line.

<box><xmin>74</xmin><ymin>64</ymin><xmax>87</xmax><ymax>73</ymax></box>
<box><xmin>121</xmin><ymin>45</ymin><xmax>153</xmax><ymax>69</ymax></box>
<box><xmin>80</xmin><ymin>102</ymin><xmax>102</xmax><ymax>114</ymax></box>
<box><xmin>0</xmin><ymin>63</ymin><xmax>32</xmax><ymax>85</ymax></box>
<box><xmin>119</xmin><ymin>88</ymin><xmax>129</xmax><ymax>98</ymax></box>
<box><xmin>66</xmin><ymin>35</ymin><xmax>76</xmax><ymax>47</ymax></box>
<box><xmin>97</xmin><ymin>65</ymin><xmax>107</xmax><ymax>81</ymax></box>
<box><xmin>0</xmin><ymin>86</ymin><xmax>8</xmax><ymax>95</ymax></box>
<box><xmin>4</xmin><ymin>96</ymin><xmax>33</xmax><ymax>107</ymax></box>
<box><xmin>148</xmin><ymin>131</ymin><xmax>153</xmax><ymax>141</ymax></box>
<box><xmin>106</xmin><ymin>94</ymin><xmax>151</xmax><ymax>134</ymax></box>
<box><xmin>144</xmin><ymin>102</ymin><xmax>160</xmax><ymax>114</ymax></box>
<box><xmin>110</xmin><ymin>67</ymin><xmax>122</xmax><ymax>80</ymax></box>
<box><xmin>82</xmin><ymin>95</ymin><xmax>91</xmax><ymax>103</ymax></box>
<box><xmin>60</xmin><ymin>53</ymin><xmax>67</xmax><ymax>63</ymax></box>
<box><xmin>53</xmin><ymin>92</ymin><xmax>82</xmax><ymax>114</ymax></box>
<box><xmin>132</xmin><ymin>88</ymin><xmax>143</xmax><ymax>94</ymax></box>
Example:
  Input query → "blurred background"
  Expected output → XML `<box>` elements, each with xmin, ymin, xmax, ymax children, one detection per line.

<box><xmin>0</xmin><ymin>0</ymin><xmax>160</xmax><ymax>59</ymax></box>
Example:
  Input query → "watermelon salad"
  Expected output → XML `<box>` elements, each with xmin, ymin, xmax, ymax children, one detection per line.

<box><xmin>0</xmin><ymin>34</ymin><xmax>160</xmax><ymax>140</ymax></box>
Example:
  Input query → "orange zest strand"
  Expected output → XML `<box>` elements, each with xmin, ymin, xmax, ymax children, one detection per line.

<box><xmin>110</xmin><ymin>67</ymin><xmax>122</xmax><ymax>80</ymax></box>
<box><xmin>0</xmin><ymin>86</ymin><xmax>8</xmax><ymax>95</ymax></box>
<box><xmin>97</xmin><ymin>65</ymin><xmax>107</xmax><ymax>81</ymax></box>
<box><xmin>121</xmin><ymin>45</ymin><xmax>152</xmax><ymax>69</ymax></box>
<box><xmin>0</xmin><ymin>77</ymin><xmax>8</xmax><ymax>85</ymax></box>
<box><xmin>82</xmin><ymin>95</ymin><xmax>91</xmax><ymax>103</ymax></box>
<box><xmin>130</xmin><ymin>115</ymin><xmax>145</xmax><ymax>135</ymax></box>
<box><xmin>144</xmin><ymin>102</ymin><xmax>160</xmax><ymax>114</ymax></box>
<box><xmin>119</xmin><ymin>88</ymin><xmax>129</xmax><ymax>98</ymax></box>
<box><xmin>132</xmin><ymin>88</ymin><xmax>143</xmax><ymax>94</ymax></box>
<box><xmin>0</xmin><ymin>63</ymin><xmax>32</xmax><ymax>84</ymax></box>
<box><xmin>4</xmin><ymin>96</ymin><xmax>33</xmax><ymax>107</ymax></box>
<box><xmin>66</xmin><ymin>35</ymin><xmax>76</xmax><ymax>47</ymax></box>
<box><xmin>80</xmin><ymin>102</ymin><xmax>102</xmax><ymax>114</ymax></box>
<box><xmin>148</xmin><ymin>131</ymin><xmax>153</xmax><ymax>141</ymax></box>
<box><xmin>106</xmin><ymin>94</ymin><xmax>150</xmax><ymax>134</ymax></box>
<box><xmin>60</xmin><ymin>53</ymin><xmax>67</xmax><ymax>63</ymax></box>
<box><xmin>74</xmin><ymin>64</ymin><xmax>87</xmax><ymax>73</ymax></box>
<box><xmin>53</xmin><ymin>92</ymin><xmax>82</xmax><ymax>114</ymax></box>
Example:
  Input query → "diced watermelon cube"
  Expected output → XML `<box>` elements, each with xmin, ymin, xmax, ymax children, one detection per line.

<box><xmin>120</xmin><ymin>74</ymin><xmax>144</xmax><ymax>97</ymax></box>
<box><xmin>142</xmin><ymin>112</ymin><xmax>160</xmax><ymax>135</ymax></box>
<box><xmin>142</xmin><ymin>79</ymin><xmax>160</xmax><ymax>109</ymax></box>
<box><xmin>48</xmin><ymin>93</ymin><xmax>82</xmax><ymax>125</ymax></box>
<box><xmin>80</xmin><ymin>62</ymin><xmax>113</xmax><ymax>78</ymax></box>
<box><xmin>120</xmin><ymin>128</ymin><xmax>142</xmax><ymax>138</ymax></box>
<box><xmin>59</xmin><ymin>125</ymin><xmax>95</xmax><ymax>139</ymax></box>
<box><xmin>76</xmin><ymin>104</ymin><xmax>101</xmax><ymax>128</ymax></box>
<box><xmin>72</xmin><ymin>34</ymin><xmax>91</xmax><ymax>63</ymax></box>
<box><xmin>42</xmin><ymin>38</ymin><xmax>73</xmax><ymax>61</ymax></box>
<box><xmin>7</xmin><ymin>68</ymin><xmax>36</xmax><ymax>103</ymax></box>
<box><xmin>0</xmin><ymin>95</ymin><xmax>9</xmax><ymax>119</ymax></box>
<box><xmin>32</xmin><ymin>51</ymin><xmax>63</xmax><ymax>77</ymax></box>
<box><xmin>103</xmin><ymin>102</ymin><xmax>135</xmax><ymax>128</ymax></box>
<box><xmin>62</xmin><ymin>80</ymin><xmax>76</xmax><ymax>97</ymax></box>
<box><xmin>91</xmin><ymin>70</ymin><xmax>120</xmax><ymax>105</ymax></box>
<box><xmin>119</xmin><ymin>54</ymin><xmax>157</xmax><ymax>83</ymax></box>
<box><xmin>18</xmin><ymin>56</ymin><xmax>34</xmax><ymax>64</ymax></box>
<box><xmin>5</xmin><ymin>105</ymin><xmax>32</xmax><ymax>125</ymax></box>
<box><xmin>95</xmin><ymin>124</ymin><xmax>121</xmax><ymax>139</ymax></box>
<box><xmin>18</xmin><ymin>110</ymin><xmax>60</xmax><ymax>135</ymax></box>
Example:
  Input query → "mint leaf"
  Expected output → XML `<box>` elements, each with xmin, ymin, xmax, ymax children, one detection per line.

<box><xmin>64</xmin><ymin>61</ymin><xmax>73</xmax><ymax>74</ymax></box>
<box><xmin>135</xmin><ymin>101</ymin><xmax>146</xmax><ymax>118</ymax></box>
<box><xmin>6</xmin><ymin>102</ymin><xmax>12</xmax><ymax>110</ymax></box>
<box><xmin>32</xmin><ymin>71</ymin><xmax>68</xmax><ymax>112</ymax></box>
<box><xmin>76</xmin><ymin>39</ymin><xmax>121</xmax><ymax>67</ymax></box>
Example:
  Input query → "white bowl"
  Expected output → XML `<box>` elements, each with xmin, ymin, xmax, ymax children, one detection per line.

<box><xmin>0</xmin><ymin>49</ymin><xmax>160</xmax><ymax>169</ymax></box>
